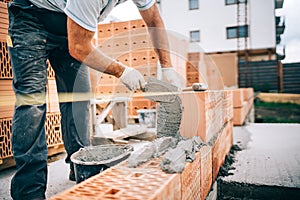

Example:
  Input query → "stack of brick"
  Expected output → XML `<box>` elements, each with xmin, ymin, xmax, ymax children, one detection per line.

<box><xmin>0</xmin><ymin>1</ymin><xmax>64</xmax><ymax>170</ymax></box>
<box><xmin>232</xmin><ymin>88</ymin><xmax>254</xmax><ymax>126</ymax></box>
<box><xmin>94</xmin><ymin>20</ymin><xmax>158</xmax><ymax>117</ymax></box>
<box><xmin>50</xmin><ymin>90</ymin><xmax>234</xmax><ymax>200</ymax></box>
<box><xmin>186</xmin><ymin>52</ymin><xmax>224</xmax><ymax>91</ymax></box>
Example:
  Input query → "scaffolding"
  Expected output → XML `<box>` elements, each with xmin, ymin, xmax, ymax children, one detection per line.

<box><xmin>237</xmin><ymin>0</ymin><xmax>249</xmax><ymax>87</ymax></box>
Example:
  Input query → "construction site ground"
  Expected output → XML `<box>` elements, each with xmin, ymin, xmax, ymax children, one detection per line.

<box><xmin>0</xmin><ymin>123</ymin><xmax>300</xmax><ymax>199</ymax></box>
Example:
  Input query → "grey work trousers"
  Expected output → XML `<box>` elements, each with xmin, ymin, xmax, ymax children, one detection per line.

<box><xmin>8</xmin><ymin>3</ymin><xmax>91</xmax><ymax>200</ymax></box>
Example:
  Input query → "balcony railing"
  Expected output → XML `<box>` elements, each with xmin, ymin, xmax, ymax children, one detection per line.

<box><xmin>276</xmin><ymin>45</ymin><xmax>285</xmax><ymax>60</ymax></box>
<box><xmin>276</xmin><ymin>16</ymin><xmax>285</xmax><ymax>35</ymax></box>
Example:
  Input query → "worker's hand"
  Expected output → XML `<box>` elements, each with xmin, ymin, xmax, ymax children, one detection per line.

<box><xmin>120</xmin><ymin>66</ymin><xmax>146</xmax><ymax>91</ymax></box>
<box><xmin>161</xmin><ymin>67</ymin><xmax>182</xmax><ymax>88</ymax></box>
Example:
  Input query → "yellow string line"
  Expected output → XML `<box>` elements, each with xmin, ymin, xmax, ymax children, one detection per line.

<box><xmin>0</xmin><ymin>91</ymin><xmax>184</xmax><ymax>107</ymax></box>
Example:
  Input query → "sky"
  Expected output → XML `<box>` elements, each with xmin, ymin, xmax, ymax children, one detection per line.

<box><xmin>107</xmin><ymin>0</ymin><xmax>300</xmax><ymax>64</ymax></box>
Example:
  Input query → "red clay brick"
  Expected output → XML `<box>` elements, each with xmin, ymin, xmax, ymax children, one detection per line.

<box><xmin>50</xmin><ymin>157</ymin><xmax>181</xmax><ymax>200</ymax></box>
<box><xmin>181</xmin><ymin>152</ymin><xmax>201</xmax><ymax>200</ymax></box>
<box><xmin>200</xmin><ymin>145</ymin><xmax>212</xmax><ymax>200</ymax></box>
<box><xmin>211</xmin><ymin>121</ymin><xmax>233</xmax><ymax>182</ymax></box>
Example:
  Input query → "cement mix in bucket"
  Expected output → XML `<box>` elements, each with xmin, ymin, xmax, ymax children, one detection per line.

<box><xmin>71</xmin><ymin>145</ymin><xmax>133</xmax><ymax>165</ymax></box>
<box><xmin>71</xmin><ymin>144</ymin><xmax>134</xmax><ymax>183</ymax></box>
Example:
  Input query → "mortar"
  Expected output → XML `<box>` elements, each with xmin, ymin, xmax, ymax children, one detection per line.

<box><xmin>70</xmin><ymin>144</ymin><xmax>133</xmax><ymax>183</ymax></box>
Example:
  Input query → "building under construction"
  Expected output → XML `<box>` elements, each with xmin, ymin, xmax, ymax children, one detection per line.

<box><xmin>157</xmin><ymin>0</ymin><xmax>288</xmax><ymax>92</ymax></box>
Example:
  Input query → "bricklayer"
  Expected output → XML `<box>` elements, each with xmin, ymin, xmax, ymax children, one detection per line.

<box><xmin>0</xmin><ymin>41</ymin><xmax>55</xmax><ymax>79</ymax></box>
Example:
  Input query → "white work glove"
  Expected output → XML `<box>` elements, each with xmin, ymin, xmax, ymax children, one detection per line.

<box><xmin>120</xmin><ymin>66</ymin><xmax>146</xmax><ymax>91</ymax></box>
<box><xmin>161</xmin><ymin>67</ymin><xmax>182</xmax><ymax>88</ymax></box>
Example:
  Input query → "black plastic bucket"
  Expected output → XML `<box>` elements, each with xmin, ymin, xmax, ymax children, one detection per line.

<box><xmin>70</xmin><ymin>144</ymin><xmax>133</xmax><ymax>183</ymax></box>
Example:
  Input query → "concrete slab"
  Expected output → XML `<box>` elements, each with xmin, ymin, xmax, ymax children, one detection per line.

<box><xmin>218</xmin><ymin>123</ymin><xmax>300</xmax><ymax>199</ymax></box>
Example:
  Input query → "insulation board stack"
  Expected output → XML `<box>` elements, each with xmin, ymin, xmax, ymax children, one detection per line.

<box><xmin>232</xmin><ymin>88</ymin><xmax>254</xmax><ymax>126</ymax></box>
<box><xmin>0</xmin><ymin>1</ymin><xmax>64</xmax><ymax>170</ymax></box>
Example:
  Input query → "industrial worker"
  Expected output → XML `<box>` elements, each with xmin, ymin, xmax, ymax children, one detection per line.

<box><xmin>7</xmin><ymin>0</ymin><xmax>180</xmax><ymax>199</ymax></box>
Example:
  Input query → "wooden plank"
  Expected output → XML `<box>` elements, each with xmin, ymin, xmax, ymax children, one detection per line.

<box><xmin>112</xmin><ymin>101</ymin><xmax>128</xmax><ymax>129</ymax></box>
<box><xmin>47</xmin><ymin>144</ymin><xmax>65</xmax><ymax>157</ymax></box>
<box><xmin>94</xmin><ymin>125</ymin><xmax>147</xmax><ymax>141</ymax></box>
<box><xmin>257</xmin><ymin>93</ymin><xmax>300</xmax><ymax>104</ymax></box>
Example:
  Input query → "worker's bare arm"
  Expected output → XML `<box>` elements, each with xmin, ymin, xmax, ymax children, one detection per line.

<box><xmin>67</xmin><ymin>17</ymin><xmax>124</xmax><ymax>78</ymax></box>
<box><xmin>139</xmin><ymin>3</ymin><xmax>172</xmax><ymax>68</ymax></box>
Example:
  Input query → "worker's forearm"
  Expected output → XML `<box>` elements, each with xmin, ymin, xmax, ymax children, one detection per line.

<box><xmin>76</xmin><ymin>44</ymin><xmax>125</xmax><ymax>78</ymax></box>
<box><xmin>67</xmin><ymin>17</ymin><xmax>125</xmax><ymax>78</ymax></box>
<box><xmin>149</xmin><ymin>24</ymin><xmax>172</xmax><ymax>68</ymax></box>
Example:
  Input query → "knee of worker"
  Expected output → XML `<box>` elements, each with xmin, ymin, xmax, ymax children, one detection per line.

<box><xmin>14</xmin><ymin>92</ymin><xmax>47</xmax><ymax>106</ymax></box>
<box><xmin>60</xmin><ymin>101</ymin><xmax>91</xmax><ymax>146</ymax></box>
<box><xmin>12</xmin><ymin>71</ymin><xmax>48</xmax><ymax>106</ymax></box>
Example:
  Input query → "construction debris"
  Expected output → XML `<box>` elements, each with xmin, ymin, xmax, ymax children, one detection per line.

<box><xmin>127</xmin><ymin>142</ymin><xmax>156</xmax><ymax>168</ymax></box>
<box><xmin>127</xmin><ymin>137</ymin><xmax>178</xmax><ymax>168</ymax></box>
<box><xmin>160</xmin><ymin>136</ymin><xmax>203</xmax><ymax>173</ymax></box>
